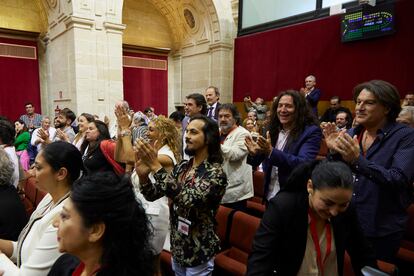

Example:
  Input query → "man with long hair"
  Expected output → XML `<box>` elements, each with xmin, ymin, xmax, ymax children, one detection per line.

<box><xmin>135</xmin><ymin>115</ymin><xmax>227</xmax><ymax>276</ymax></box>
<box><xmin>245</xmin><ymin>90</ymin><xmax>322</xmax><ymax>201</ymax></box>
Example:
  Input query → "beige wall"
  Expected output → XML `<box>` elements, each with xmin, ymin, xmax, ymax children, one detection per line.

<box><xmin>0</xmin><ymin>0</ymin><xmax>46</xmax><ymax>33</ymax></box>
<box><xmin>123</xmin><ymin>0</ymin><xmax>172</xmax><ymax>49</ymax></box>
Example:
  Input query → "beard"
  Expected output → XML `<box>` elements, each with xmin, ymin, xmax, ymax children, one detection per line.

<box><xmin>184</xmin><ymin>146</ymin><xmax>196</xmax><ymax>157</ymax></box>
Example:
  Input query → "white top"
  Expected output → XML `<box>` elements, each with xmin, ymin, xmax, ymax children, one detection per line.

<box><xmin>221</xmin><ymin>126</ymin><xmax>254</xmax><ymax>203</ymax></box>
<box><xmin>0</xmin><ymin>193</ymin><xmax>68</xmax><ymax>276</ymax></box>
<box><xmin>30</xmin><ymin>127</ymin><xmax>56</xmax><ymax>152</ymax></box>
<box><xmin>72</xmin><ymin>133</ymin><xmax>85</xmax><ymax>151</ymax></box>
<box><xmin>298</xmin><ymin>217</ymin><xmax>338</xmax><ymax>276</ymax></box>
<box><xmin>267</xmin><ymin>130</ymin><xmax>289</xmax><ymax>201</ymax></box>
<box><xmin>131</xmin><ymin>144</ymin><xmax>177</xmax><ymax>253</ymax></box>
<box><xmin>2</xmin><ymin>146</ymin><xmax>19</xmax><ymax>188</ymax></box>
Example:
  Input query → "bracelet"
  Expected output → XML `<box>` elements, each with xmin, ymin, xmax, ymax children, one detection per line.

<box><xmin>119</xmin><ymin>129</ymin><xmax>131</xmax><ymax>137</ymax></box>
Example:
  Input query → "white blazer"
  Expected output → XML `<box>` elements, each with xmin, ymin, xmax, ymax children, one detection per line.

<box><xmin>221</xmin><ymin>126</ymin><xmax>254</xmax><ymax>204</ymax></box>
<box><xmin>0</xmin><ymin>193</ymin><xmax>67</xmax><ymax>276</ymax></box>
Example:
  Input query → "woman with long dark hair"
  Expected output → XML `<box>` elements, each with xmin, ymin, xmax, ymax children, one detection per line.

<box><xmin>14</xmin><ymin>119</ymin><xmax>30</xmax><ymax>170</ymax></box>
<box><xmin>81</xmin><ymin>120</ymin><xmax>122</xmax><ymax>176</ymax></box>
<box><xmin>247</xmin><ymin>160</ymin><xmax>377</xmax><ymax>275</ymax></box>
<box><xmin>245</xmin><ymin>90</ymin><xmax>322</xmax><ymax>202</ymax></box>
<box><xmin>0</xmin><ymin>141</ymin><xmax>83</xmax><ymax>275</ymax></box>
<box><xmin>48</xmin><ymin>172</ymin><xmax>153</xmax><ymax>276</ymax></box>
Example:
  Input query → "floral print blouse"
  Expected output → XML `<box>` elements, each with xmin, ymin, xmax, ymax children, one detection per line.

<box><xmin>140</xmin><ymin>158</ymin><xmax>227</xmax><ymax>267</ymax></box>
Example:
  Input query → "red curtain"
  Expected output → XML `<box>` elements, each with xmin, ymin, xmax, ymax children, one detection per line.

<box><xmin>0</xmin><ymin>37</ymin><xmax>41</xmax><ymax>121</ymax></box>
<box><xmin>233</xmin><ymin>0</ymin><xmax>414</xmax><ymax>102</ymax></box>
<box><xmin>123</xmin><ymin>52</ymin><xmax>168</xmax><ymax>116</ymax></box>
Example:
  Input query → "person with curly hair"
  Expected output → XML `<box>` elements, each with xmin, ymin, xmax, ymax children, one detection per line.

<box><xmin>115</xmin><ymin>108</ymin><xmax>181</xmax><ymax>275</ymax></box>
<box><xmin>48</xmin><ymin>172</ymin><xmax>153</xmax><ymax>276</ymax></box>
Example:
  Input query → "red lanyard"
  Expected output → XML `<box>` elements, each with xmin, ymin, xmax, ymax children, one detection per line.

<box><xmin>308</xmin><ymin>209</ymin><xmax>332</xmax><ymax>276</ymax></box>
<box><xmin>73</xmin><ymin>262</ymin><xmax>101</xmax><ymax>276</ymax></box>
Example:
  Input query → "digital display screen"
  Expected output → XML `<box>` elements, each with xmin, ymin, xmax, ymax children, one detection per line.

<box><xmin>341</xmin><ymin>2</ymin><xmax>395</xmax><ymax>42</ymax></box>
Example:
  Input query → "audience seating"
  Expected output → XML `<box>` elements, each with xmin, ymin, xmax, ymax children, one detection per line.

<box><xmin>20</xmin><ymin>176</ymin><xmax>47</xmax><ymax>216</ymax></box>
<box><xmin>246</xmin><ymin>171</ymin><xmax>266</xmax><ymax>217</ymax></box>
<box><xmin>398</xmin><ymin>204</ymin><xmax>414</xmax><ymax>262</ymax></box>
<box><xmin>215</xmin><ymin>205</ymin><xmax>236</xmax><ymax>249</ymax></box>
<box><xmin>214</xmin><ymin>211</ymin><xmax>261</xmax><ymax>276</ymax></box>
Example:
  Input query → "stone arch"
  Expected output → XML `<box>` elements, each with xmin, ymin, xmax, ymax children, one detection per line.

<box><xmin>145</xmin><ymin>0</ymin><xmax>234</xmax><ymax>51</ymax></box>
<box><xmin>34</xmin><ymin>0</ymin><xmax>49</xmax><ymax>34</ymax></box>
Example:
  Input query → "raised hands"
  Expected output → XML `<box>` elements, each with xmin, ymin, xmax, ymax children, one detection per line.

<box><xmin>245</xmin><ymin>131</ymin><xmax>273</xmax><ymax>156</ymax></box>
<box><xmin>134</xmin><ymin>138</ymin><xmax>162</xmax><ymax>173</ymax></box>
<box><xmin>321</xmin><ymin>122</ymin><xmax>360</xmax><ymax>164</ymax></box>
<box><xmin>114</xmin><ymin>105</ymin><xmax>131</xmax><ymax>130</ymax></box>
<box><xmin>55</xmin><ymin>128</ymin><xmax>69</xmax><ymax>141</ymax></box>
<box><xmin>321</xmin><ymin>122</ymin><xmax>340</xmax><ymax>150</ymax></box>
<box><xmin>334</xmin><ymin>133</ymin><xmax>360</xmax><ymax>164</ymax></box>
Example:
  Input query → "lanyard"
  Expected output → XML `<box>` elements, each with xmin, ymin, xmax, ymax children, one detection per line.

<box><xmin>308</xmin><ymin>209</ymin><xmax>332</xmax><ymax>276</ymax></box>
<box><xmin>73</xmin><ymin>262</ymin><xmax>101</xmax><ymax>276</ymax></box>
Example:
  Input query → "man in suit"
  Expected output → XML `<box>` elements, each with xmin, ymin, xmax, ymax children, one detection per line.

<box><xmin>300</xmin><ymin>75</ymin><xmax>321</xmax><ymax>117</ymax></box>
<box><xmin>204</xmin><ymin>86</ymin><xmax>221</xmax><ymax>121</ymax></box>
<box><xmin>218</xmin><ymin>103</ymin><xmax>253</xmax><ymax>211</ymax></box>
<box><xmin>181</xmin><ymin>93</ymin><xmax>207</xmax><ymax>159</ymax></box>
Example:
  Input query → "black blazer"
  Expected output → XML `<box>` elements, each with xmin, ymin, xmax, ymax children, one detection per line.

<box><xmin>0</xmin><ymin>185</ymin><xmax>28</xmax><ymax>240</ymax></box>
<box><xmin>247</xmin><ymin>191</ymin><xmax>376</xmax><ymax>276</ymax></box>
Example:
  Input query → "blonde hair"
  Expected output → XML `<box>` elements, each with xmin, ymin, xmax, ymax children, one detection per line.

<box><xmin>152</xmin><ymin>116</ymin><xmax>182</xmax><ymax>162</ymax></box>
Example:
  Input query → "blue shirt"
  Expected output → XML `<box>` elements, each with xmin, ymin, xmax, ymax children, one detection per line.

<box><xmin>346</xmin><ymin>122</ymin><xmax>414</xmax><ymax>237</ymax></box>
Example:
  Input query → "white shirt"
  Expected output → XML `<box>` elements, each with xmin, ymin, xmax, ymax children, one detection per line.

<box><xmin>31</xmin><ymin>127</ymin><xmax>56</xmax><ymax>152</ymax></box>
<box><xmin>0</xmin><ymin>193</ymin><xmax>68</xmax><ymax>276</ymax></box>
<box><xmin>267</xmin><ymin>130</ymin><xmax>289</xmax><ymax>201</ymax></box>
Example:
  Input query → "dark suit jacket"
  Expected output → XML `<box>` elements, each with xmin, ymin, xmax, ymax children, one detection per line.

<box><xmin>247</xmin><ymin>191</ymin><xmax>377</xmax><ymax>276</ymax></box>
<box><xmin>208</xmin><ymin>102</ymin><xmax>221</xmax><ymax>121</ymax></box>
<box><xmin>0</xmin><ymin>185</ymin><xmax>28</xmax><ymax>240</ymax></box>
<box><xmin>306</xmin><ymin>88</ymin><xmax>321</xmax><ymax>116</ymax></box>
<box><xmin>248</xmin><ymin>125</ymin><xmax>322</xmax><ymax>199</ymax></box>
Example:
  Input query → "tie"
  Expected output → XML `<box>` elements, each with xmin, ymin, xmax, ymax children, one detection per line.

<box><xmin>208</xmin><ymin>107</ymin><xmax>214</xmax><ymax>118</ymax></box>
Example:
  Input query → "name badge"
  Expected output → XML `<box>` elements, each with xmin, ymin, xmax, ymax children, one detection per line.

<box><xmin>178</xmin><ymin>216</ymin><xmax>191</xmax><ymax>236</ymax></box>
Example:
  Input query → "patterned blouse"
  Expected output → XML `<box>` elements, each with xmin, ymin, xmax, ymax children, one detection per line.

<box><xmin>140</xmin><ymin>158</ymin><xmax>227</xmax><ymax>267</ymax></box>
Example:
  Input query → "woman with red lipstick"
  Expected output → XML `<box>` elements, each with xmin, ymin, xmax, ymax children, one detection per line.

<box><xmin>247</xmin><ymin>160</ymin><xmax>377</xmax><ymax>275</ymax></box>
<box><xmin>0</xmin><ymin>141</ymin><xmax>83</xmax><ymax>275</ymax></box>
<box><xmin>48</xmin><ymin>172</ymin><xmax>153</xmax><ymax>276</ymax></box>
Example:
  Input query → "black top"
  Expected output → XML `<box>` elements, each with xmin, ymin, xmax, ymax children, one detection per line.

<box><xmin>247</xmin><ymin>191</ymin><xmax>377</xmax><ymax>276</ymax></box>
<box><xmin>83</xmin><ymin>143</ymin><xmax>114</xmax><ymax>176</ymax></box>
<box><xmin>48</xmin><ymin>254</ymin><xmax>79</xmax><ymax>276</ymax></box>
<box><xmin>0</xmin><ymin>185</ymin><xmax>28</xmax><ymax>240</ymax></box>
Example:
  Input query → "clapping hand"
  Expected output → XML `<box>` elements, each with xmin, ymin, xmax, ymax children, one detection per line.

<box><xmin>56</xmin><ymin>129</ymin><xmax>69</xmax><ymax>141</ymax></box>
<box><xmin>321</xmin><ymin>122</ymin><xmax>340</xmax><ymax>151</ymax></box>
<box><xmin>334</xmin><ymin>133</ymin><xmax>360</xmax><ymax>164</ymax></box>
<box><xmin>135</xmin><ymin>138</ymin><xmax>161</xmax><ymax>172</ymax></box>
<box><xmin>115</xmin><ymin>105</ymin><xmax>131</xmax><ymax>130</ymax></box>
<box><xmin>37</xmin><ymin>128</ymin><xmax>49</xmax><ymax>141</ymax></box>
